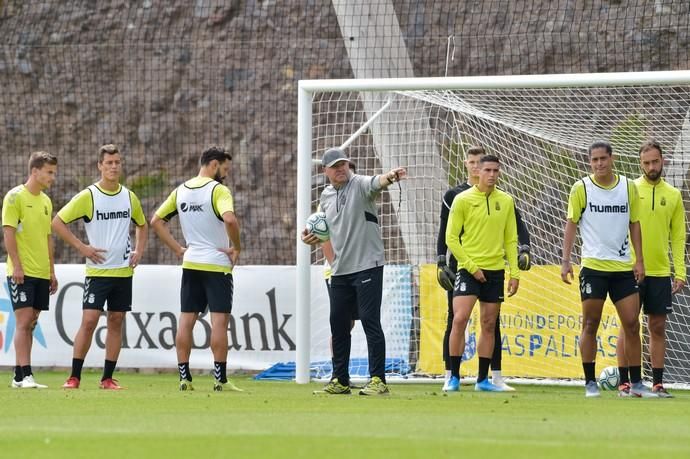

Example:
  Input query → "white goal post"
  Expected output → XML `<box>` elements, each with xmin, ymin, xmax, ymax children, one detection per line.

<box><xmin>296</xmin><ymin>70</ymin><xmax>690</xmax><ymax>385</ymax></box>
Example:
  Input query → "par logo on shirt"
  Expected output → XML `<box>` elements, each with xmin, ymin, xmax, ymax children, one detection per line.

<box><xmin>180</xmin><ymin>202</ymin><xmax>203</xmax><ymax>213</ymax></box>
<box><xmin>660</xmin><ymin>197</ymin><xmax>666</xmax><ymax>206</ymax></box>
<box><xmin>495</xmin><ymin>202</ymin><xmax>501</xmax><ymax>211</ymax></box>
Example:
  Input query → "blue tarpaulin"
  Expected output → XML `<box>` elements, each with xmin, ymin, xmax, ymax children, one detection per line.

<box><xmin>254</xmin><ymin>358</ymin><xmax>411</xmax><ymax>380</ymax></box>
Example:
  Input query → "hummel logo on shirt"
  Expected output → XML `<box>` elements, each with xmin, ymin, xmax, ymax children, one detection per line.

<box><xmin>96</xmin><ymin>209</ymin><xmax>130</xmax><ymax>221</ymax></box>
<box><xmin>588</xmin><ymin>202</ymin><xmax>628</xmax><ymax>213</ymax></box>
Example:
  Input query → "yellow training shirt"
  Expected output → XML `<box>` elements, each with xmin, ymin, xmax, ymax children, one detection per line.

<box><xmin>446</xmin><ymin>186</ymin><xmax>519</xmax><ymax>279</ymax></box>
<box><xmin>634</xmin><ymin>176</ymin><xmax>686</xmax><ymax>280</ymax></box>
<box><xmin>2</xmin><ymin>185</ymin><xmax>53</xmax><ymax>279</ymax></box>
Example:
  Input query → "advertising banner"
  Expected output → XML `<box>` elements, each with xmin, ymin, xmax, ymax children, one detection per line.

<box><xmin>0</xmin><ymin>264</ymin><xmax>412</xmax><ymax>372</ymax></box>
<box><xmin>418</xmin><ymin>264</ymin><xmax>622</xmax><ymax>378</ymax></box>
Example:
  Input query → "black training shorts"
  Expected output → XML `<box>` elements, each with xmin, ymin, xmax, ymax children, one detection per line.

<box><xmin>180</xmin><ymin>268</ymin><xmax>234</xmax><ymax>314</ymax></box>
<box><xmin>579</xmin><ymin>267</ymin><xmax>638</xmax><ymax>303</ymax></box>
<box><xmin>83</xmin><ymin>276</ymin><xmax>133</xmax><ymax>312</ymax></box>
<box><xmin>453</xmin><ymin>269</ymin><xmax>505</xmax><ymax>303</ymax></box>
<box><xmin>639</xmin><ymin>276</ymin><xmax>673</xmax><ymax>315</ymax></box>
<box><xmin>7</xmin><ymin>276</ymin><xmax>50</xmax><ymax>311</ymax></box>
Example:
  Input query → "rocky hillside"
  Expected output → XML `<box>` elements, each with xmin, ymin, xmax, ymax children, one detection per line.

<box><xmin>0</xmin><ymin>0</ymin><xmax>688</xmax><ymax>264</ymax></box>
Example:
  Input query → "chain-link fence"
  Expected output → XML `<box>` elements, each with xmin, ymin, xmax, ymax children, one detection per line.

<box><xmin>1</xmin><ymin>0</ymin><xmax>689</xmax><ymax>265</ymax></box>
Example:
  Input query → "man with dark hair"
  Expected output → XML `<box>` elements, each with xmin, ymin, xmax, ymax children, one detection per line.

<box><xmin>151</xmin><ymin>146</ymin><xmax>242</xmax><ymax>392</ymax></box>
<box><xmin>436</xmin><ymin>145</ymin><xmax>531</xmax><ymax>391</ymax></box>
<box><xmin>3</xmin><ymin>151</ymin><xmax>58</xmax><ymax>389</ymax></box>
<box><xmin>561</xmin><ymin>140</ymin><xmax>655</xmax><ymax>397</ymax></box>
<box><xmin>53</xmin><ymin>144</ymin><xmax>148</xmax><ymax>390</ymax></box>
<box><xmin>444</xmin><ymin>154</ymin><xmax>520</xmax><ymax>392</ymax></box>
<box><xmin>303</xmin><ymin>147</ymin><xmax>406</xmax><ymax>395</ymax></box>
<box><xmin>616</xmin><ymin>141</ymin><xmax>685</xmax><ymax>397</ymax></box>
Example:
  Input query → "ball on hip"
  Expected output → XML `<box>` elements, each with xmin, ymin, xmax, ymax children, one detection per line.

<box><xmin>305</xmin><ymin>212</ymin><xmax>329</xmax><ymax>242</ymax></box>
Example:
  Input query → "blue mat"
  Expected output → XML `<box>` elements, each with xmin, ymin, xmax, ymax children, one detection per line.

<box><xmin>254</xmin><ymin>358</ymin><xmax>411</xmax><ymax>380</ymax></box>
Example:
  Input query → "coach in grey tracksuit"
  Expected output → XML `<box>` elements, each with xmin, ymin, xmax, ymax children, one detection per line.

<box><xmin>303</xmin><ymin>147</ymin><xmax>407</xmax><ymax>389</ymax></box>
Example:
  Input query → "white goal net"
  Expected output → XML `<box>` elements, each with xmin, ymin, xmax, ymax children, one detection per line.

<box><xmin>295</xmin><ymin>71</ymin><xmax>690</xmax><ymax>386</ymax></box>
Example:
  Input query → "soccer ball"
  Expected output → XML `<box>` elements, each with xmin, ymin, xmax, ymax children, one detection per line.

<box><xmin>598</xmin><ymin>366</ymin><xmax>620</xmax><ymax>390</ymax></box>
<box><xmin>305</xmin><ymin>211</ymin><xmax>329</xmax><ymax>241</ymax></box>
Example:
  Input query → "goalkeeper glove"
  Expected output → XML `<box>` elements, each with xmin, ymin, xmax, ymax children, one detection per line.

<box><xmin>436</xmin><ymin>255</ymin><xmax>456</xmax><ymax>291</ymax></box>
<box><xmin>518</xmin><ymin>244</ymin><xmax>531</xmax><ymax>271</ymax></box>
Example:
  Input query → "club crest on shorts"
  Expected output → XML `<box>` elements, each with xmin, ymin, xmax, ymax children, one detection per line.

<box><xmin>19</xmin><ymin>291</ymin><xmax>27</xmax><ymax>303</ymax></box>
<box><xmin>580</xmin><ymin>282</ymin><xmax>592</xmax><ymax>294</ymax></box>
<box><xmin>460</xmin><ymin>282</ymin><xmax>467</xmax><ymax>292</ymax></box>
<box><xmin>87</xmin><ymin>293</ymin><xmax>96</xmax><ymax>304</ymax></box>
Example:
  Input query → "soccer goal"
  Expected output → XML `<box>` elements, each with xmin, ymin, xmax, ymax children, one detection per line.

<box><xmin>296</xmin><ymin>71</ymin><xmax>690</xmax><ymax>386</ymax></box>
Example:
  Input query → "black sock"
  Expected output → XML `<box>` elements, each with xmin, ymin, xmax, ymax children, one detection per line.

<box><xmin>21</xmin><ymin>365</ymin><xmax>32</xmax><ymax>378</ymax></box>
<box><xmin>618</xmin><ymin>366</ymin><xmax>630</xmax><ymax>385</ymax></box>
<box><xmin>491</xmin><ymin>316</ymin><xmax>502</xmax><ymax>370</ymax></box>
<box><xmin>14</xmin><ymin>366</ymin><xmax>23</xmax><ymax>382</ymax></box>
<box><xmin>450</xmin><ymin>356</ymin><xmax>461</xmax><ymax>379</ymax></box>
<box><xmin>477</xmin><ymin>357</ymin><xmax>491</xmax><ymax>383</ymax></box>
<box><xmin>178</xmin><ymin>362</ymin><xmax>191</xmax><ymax>381</ymax></box>
<box><xmin>102</xmin><ymin>360</ymin><xmax>117</xmax><ymax>381</ymax></box>
<box><xmin>214</xmin><ymin>361</ymin><xmax>227</xmax><ymax>383</ymax></box>
<box><xmin>629</xmin><ymin>365</ymin><xmax>642</xmax><ymax>384</ymax></box>
<box><xmin>652</xmin><ymin>367</ymin><xmax>664</xmax><ymax>386</ymax></box>
<box><xmin>71</xmin><ymin>358</ymin><xmax>85</xmax><ymax>380</ymax></box>
<box><xmin>582</xmin><ymin>362</ymin><xmax>596</xmax><ymax>383</ymax></box>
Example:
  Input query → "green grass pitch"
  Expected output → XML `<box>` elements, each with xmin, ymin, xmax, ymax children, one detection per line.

<box><xmin>2</xmin><ymin>371</ymin><xmax>689</xmax><ymax>458</ymax></box>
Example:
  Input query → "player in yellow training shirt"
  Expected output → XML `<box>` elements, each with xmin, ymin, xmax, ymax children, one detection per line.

<box><xmin>444</xmin><ymin>154</ymin><xmax>519</xmax><ymax>392</ymax></box>
<box><xmin>151</xmin><ymin>146</ymin><xmax>242</xmax><ymax>392</ymax></box>
<box><xmin>616</xmin><ymin>141</ymin><xmax>686</xmax><ymax>397</ymax></box>
<box><xmin>2</xmin><ymin>151</ymin><xmax>58</xmax><ymax>389</ymax></box>
<box><xmin>52</xmin><ymin>144</ymin><xmax>148</xmax><ymax>390</ymax></box>
<box><xmin>561</xmin><ymin>140</ymin><xmax>656</xmax><ymax>398</ymax></box>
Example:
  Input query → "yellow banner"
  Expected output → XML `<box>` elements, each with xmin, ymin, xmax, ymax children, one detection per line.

<box><xmin>418</xmin><ymin>264</ymin><xmax>623</xmax><ymax>378</ymax></box>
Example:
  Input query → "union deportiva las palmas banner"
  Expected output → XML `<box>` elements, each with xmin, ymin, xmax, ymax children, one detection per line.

<box><xmin>418</xmin><ymin>265</ymin><xmax>622</xmax><ymax>379</ymax></box>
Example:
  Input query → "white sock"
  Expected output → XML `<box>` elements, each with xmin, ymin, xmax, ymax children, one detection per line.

<box><xmin>445</xmin><ymin>370</ymin><xmax>451</xmax><ymax>381</ymax></box>
<box><xmin>492</xmin><ymin>370</ymin><xmax>503</xmax><ymax>383</ymax></box>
